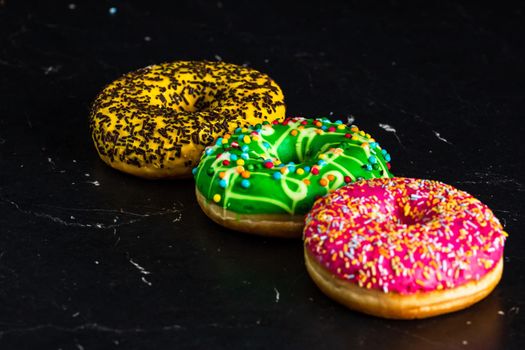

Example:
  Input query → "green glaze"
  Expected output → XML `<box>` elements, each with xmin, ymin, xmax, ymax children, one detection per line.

<box><xmin>193</xmin><ymin>117</ymin><xmax>393</xmax><ymax>215</ymax></box>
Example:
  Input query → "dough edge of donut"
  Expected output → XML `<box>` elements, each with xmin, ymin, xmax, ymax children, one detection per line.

<box><xmin>196</xmin><ymin>187</ymin><xmax>304</xmax><ymax>238</ymax></box>
<box><xmin>97</xmin><ymin>151</ymin><xmax>197</xmax><ymax>179</ymax></box>
<box><xmin>304</xmin><ymin>249</ymin><xmax>503</xmax><ymax>319</ymax></box>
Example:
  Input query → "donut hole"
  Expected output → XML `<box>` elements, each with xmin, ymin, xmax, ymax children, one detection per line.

<box><xmin>365</xmin><ymin>188</ymin><xmax>440</xmax><ymax>228</ymax></box>
<box><xmin>275</xmin><ymin>145</ymin><xmax>302</xmax><ymax>165</ymax></box>
<box><xmin>170</xmin><ymin>90</ymin><xmax>221</xmax><ymax>113</ymax></box>
<box><xmin>274</xmin><ymin>135</ymin><xmax>332</xmax><ymax>166</ymax></box>
<box><xmin>149</xmin><ymin>82</ymin><xmax>228</xmax><ymax>113</ymax></box>
<box><xmin>394</xmin><ymin>201</ymin><xmax>440</xmax><ymax>227</ymax></box>
<box><xmin>395</xmin><ymin>208</ymin><xmax>418</xmax><ymax>226</ymax></box>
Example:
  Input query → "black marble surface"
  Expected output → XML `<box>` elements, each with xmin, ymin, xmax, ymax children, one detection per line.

<box><xmin>1</xmin><ymin>1</ymin><xmax>524</xmax><ymax>349</ymax></box>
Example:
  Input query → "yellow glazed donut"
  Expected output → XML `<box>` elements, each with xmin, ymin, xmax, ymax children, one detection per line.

<box><xmin>89</xmin><ymin>61</ymin><xmax>285</xmax><ymax>178</ymax></box>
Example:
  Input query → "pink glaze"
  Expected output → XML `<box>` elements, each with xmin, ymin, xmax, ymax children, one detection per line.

<box><xmin>303</xmin><ymin>177</ymin><xmax>507</xmax><ymax>294</ymax></box>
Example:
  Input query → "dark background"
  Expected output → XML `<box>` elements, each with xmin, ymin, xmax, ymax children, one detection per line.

<box><xmin>1</xmin><ymin>1</ymin><xmax>524</xmax><ymax>349</ymax></box>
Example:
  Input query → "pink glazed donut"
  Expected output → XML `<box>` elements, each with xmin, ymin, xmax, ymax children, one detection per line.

<box><xmin>303</xmin><ymin>177</ymin><xmax>507</xmax><ymax>319</ymax></box>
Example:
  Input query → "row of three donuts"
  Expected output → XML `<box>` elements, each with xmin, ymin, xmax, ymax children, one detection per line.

<box><xmin>90</xmin><ymin>61</ymin><xmax>506</xmax><ymax>319</ymax></box>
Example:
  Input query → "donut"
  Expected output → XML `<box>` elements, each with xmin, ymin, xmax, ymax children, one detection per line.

<box><xmin>193</xmin><ymin>117</ymin><xmax>393</xmax><ymax>238</ymax></box>
<box><xmin>90</xmin><ymin>61</ymin><xmax>285</xmax><ymax>178</ymax></box>
<box><xmin>303</xmin><ymin>177</ymin><xmax>507</xmax><ymax>319</ymax></box>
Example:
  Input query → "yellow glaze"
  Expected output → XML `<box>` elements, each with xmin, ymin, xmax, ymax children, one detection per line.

<box><xmin>90</xmin><ymin>61</ymin><xmax>285</xmax><ymax>178</ymax></box>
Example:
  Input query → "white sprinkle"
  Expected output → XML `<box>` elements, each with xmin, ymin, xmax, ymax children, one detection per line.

<box><xmin>84</xmin><ymin>173</ymin><xmax>90</xmax><ymax>177</ymax></box>
<box><xmin>433</xmin><ymin>130</ymin><xmax>453</xmax><ymax>145</ymax></box>
<box><xmin>141</xmin><ymin>276</ymin><xmax>152</xmax><ymax>286</ymax></box>
<box><xmin>379</xmin><ymin>123</ymin><xmax>403</xmax><ymax>144</ymax></box>
<box><xmin>273</xmin><ymin>287</ymin><xmax>280</xmax><ymax>303</ymax></box>
<box><xmin>465</xmin><ymin>221</ymin><xmax>477</xmax><ymax>229</ymax></box>
<box><xmin>498</xmin><ymin>310</ymin><xmax>505</xmax><ymax>315</ymax></box>
<box><xmin>68</xmin><ymin>3</ymin><xmax>76</xmax><ymax>10</ymax></box>
<box><xmin>462</xmin><ymin>340</ymin><xmax>468</xmax><ymax>345</ymax></box>
<box><xmin>466</xmin><ymin>320</ymin><xmax>471</xmax><ymax>325</ymax></box>
<box><xmin>129</xmin><ymin>258</ymin><xmax>151</xmax><ymax>275</ymax></box>
<box><xmin>43</xmin><ymin>65</ymin><xmax>61</xmax><ymax>75</ymax></box>
<box><xmin>144</xmin><ymin>36</ymin><xmax>151</xmax><ymax>42</ymax></box>
<box><xmin>94</xmin><ymin>260</ymin><xmax>99</xmax><ymax>265</ymax></box>
<box><xmin>214</xmin><ymin>54</ymin><xmax>222</xmax><ymax>61</ymax></box>
<box><xmin>378</xmin><ymin>123</ymin><xmax>397</xmax><ymax>133</ymax></box>
<box><xmin>347</xmin><ymin>115</ymin><xmax>355</xmax><ymax>124</ymax></box>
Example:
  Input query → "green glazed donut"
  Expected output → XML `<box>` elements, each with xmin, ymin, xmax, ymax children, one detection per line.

<box><xmin>193</xmin><ymin>117</ymin><xmax>393</xmax><ymax>237</ymax></box>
